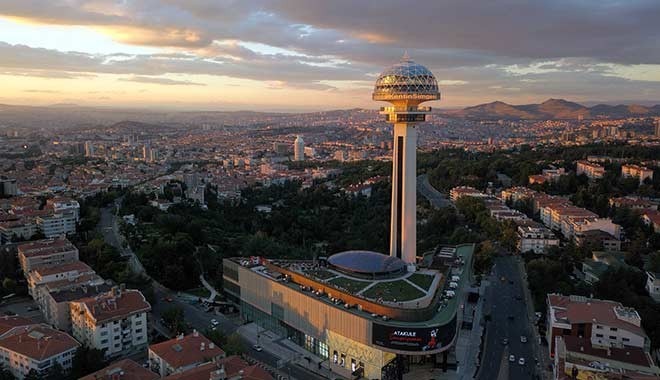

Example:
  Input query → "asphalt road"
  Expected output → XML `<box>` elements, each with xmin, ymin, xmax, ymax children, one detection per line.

<box><xmin>417</xmin><ymin>174</ymin><xmax>454</xmax><ymax>209</ymax></box>
<box><xmin>477</xmin><ymin>255</ymin><xmax>543</xmax><ymax>380</ymax></box>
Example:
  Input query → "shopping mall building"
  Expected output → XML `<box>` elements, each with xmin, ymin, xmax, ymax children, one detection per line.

<box><xmin>223</xmin><ymin>244</ymin><xmax>474</xmax><ymax>380</ymax></box>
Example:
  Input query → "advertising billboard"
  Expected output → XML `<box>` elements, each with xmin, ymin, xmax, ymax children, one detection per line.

<box><xmin>372</xmin><ymin>317</ymin><xmax>457</xmax><ymax>352</ymax></box>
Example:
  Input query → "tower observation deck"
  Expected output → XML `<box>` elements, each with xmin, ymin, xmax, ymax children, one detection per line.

<box><xmin>373</xmin><ymin>54</ymin><xmax>441</xmax><ymax>266</ymax></box>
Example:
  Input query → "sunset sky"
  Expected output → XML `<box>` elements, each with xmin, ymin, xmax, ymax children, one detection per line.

<box><xmin>1</xmin><ymin>1</ymin><xmax>660</xmax><ymax>111</ymax></box>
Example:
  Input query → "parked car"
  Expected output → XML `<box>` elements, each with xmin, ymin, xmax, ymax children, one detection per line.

<box><xmin>253</xmin><ymin>345</ymin><xmax>263</xmax><ymax>352</ymax></box>
<box><xmin>210</xmin><ymin>319</ymin><xmax>219</xmax><ymax>326</ymax></box>
<box><xmin>520</xmin><ymin>336</ymin><xmax>528</xmax><ymax>343</ymax></box>
<box><xmin>502</xmin><ymin>338</ymin><xmax>509</xmax><ymax>345</ymax></box>
<box><xmin>518</xmin><ymin>358</ymin><xmax>526</xmax><ymax>365</ymax></box>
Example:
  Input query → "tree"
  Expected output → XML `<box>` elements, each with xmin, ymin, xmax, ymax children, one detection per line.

<box><xmin>649</xmin><ymin>252</ymin><xmax>660</xmax><ymax>273</ymax></box>
<box><xmin>1</xmin><ymin>278</ymin><xmax>16</xmax><ymax>294</ymax></box>
<box><xmin>45</xmin><ymin>362</ymin><xmax>65</xmax><ymax>380</ymax></box>
<box><xmin>70</xmin><ymin>347</ymin><xmax>106</xmax><ymax>379</ymax></box>
<box><xmin>162</xmin><ymin>306</ymin><xmax>186</xmax><ymax>333</ymax></box>
<box><xmin>223</xmin><ymin>333</ymin><xmax>246</xmax><ymax>355</ymax></box>
<box><xmin>23</xmin><ymin>370</ymin><xmax>40</xmax><ymax>380</ymax></box>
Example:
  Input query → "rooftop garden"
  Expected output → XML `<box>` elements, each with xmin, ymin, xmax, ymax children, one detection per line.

<box><xmin>328</xmin><ymin>276</ymin><xmax>371</xmax><ymax>294</ymax></box>
<box><xmin>362</xmin><ymin>279</ymin><xmax>425</xmax><ymax>302</ymax></box>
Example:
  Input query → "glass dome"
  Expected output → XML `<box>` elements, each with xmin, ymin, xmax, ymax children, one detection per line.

<box><xmin>328</xmin><ymin>250</ymin><xmax>405</xmax><ymax>276</ymax></box>
<box><xmin>373</xmin><ymin>56</ymin><xmax>440</xmax><ymax>102</ymax></box>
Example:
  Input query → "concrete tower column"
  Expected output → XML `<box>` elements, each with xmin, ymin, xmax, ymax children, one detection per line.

<box><xmin>390</xmin><ymin>123</ymin><xmax>417</xmax><ymax>264</ymax></box>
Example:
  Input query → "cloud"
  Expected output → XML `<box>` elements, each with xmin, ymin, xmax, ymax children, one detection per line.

<box><xmin>118</xmin><ymin>75</ymin><xmax>206</xmax><ymax>86</ymax></box>
<box><xmin>23</xmin><ymin>89</ymin><xmax>61</xmax><ymax>93</ymax></box>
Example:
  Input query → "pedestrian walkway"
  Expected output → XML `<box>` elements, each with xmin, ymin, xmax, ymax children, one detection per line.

<box><xmin>199</xmin><ymin>274</ymin><xmax>218</xmax><ymax>303</ymax></box>
<box><xmin>238</xmin><ymin>323</ymin><xmax>347</xmax><ymax>380</ymax></box>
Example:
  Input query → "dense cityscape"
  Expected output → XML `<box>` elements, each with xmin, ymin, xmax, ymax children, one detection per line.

<box><xmin>2</xmin><ymin>2</ymin><xmax>660</xmax><ymax>380</ymax></box>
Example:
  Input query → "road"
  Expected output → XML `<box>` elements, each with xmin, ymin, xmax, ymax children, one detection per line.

<box><xmin>477</xmin><ymin>255</ymin><xmax>543</xmax><ymax>380</ymax></box>
<box><xmin>99</xmin><ymin>201</ymin><xmax>324</xmax><ymax>380</ymax></box>
<box><xmin>417</xmin><ymin>174</ymin><xmax>454</xmax><ymax>209</ymax></box>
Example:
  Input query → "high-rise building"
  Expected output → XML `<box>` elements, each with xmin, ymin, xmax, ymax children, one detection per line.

<box><xmin>84</xmin><ymin>141</ymin><xmax>94</xmax><ymax>157</ymax></box>
<box><xmin>294</xmin><ymin>135</ymin><xmax>305</xmax><ymax>161</ymax></box>
<box><xmin>373</xmin><ymin>53</ymin><xmax>440</xmax><ymax>265</ymax></box>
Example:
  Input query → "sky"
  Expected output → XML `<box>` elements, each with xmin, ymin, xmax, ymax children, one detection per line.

<box><xmin>1</xmin><ymin>0</ymin><xmax>660</xmax><ymax>111</ymax></box>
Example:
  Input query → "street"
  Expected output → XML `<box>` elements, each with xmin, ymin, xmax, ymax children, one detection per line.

<box><xmin>477</xmin><ymin>255</ymin><xmax>543</xmax><ymax>380</ymax></box>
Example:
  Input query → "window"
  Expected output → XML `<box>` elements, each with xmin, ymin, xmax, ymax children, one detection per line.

<box><xmin>596</xmin><ymin>334</ymin><xmax>603</xmax><ymax>338</ymax></box>
<box><xmin>609</xmin><ymin>336</ymin><xmax>616</xmax><ymax>340</ymax></box>
<box><xmin>610</xmin><ymin>327</ymin><xmax>618</xmax><ymax>331</ymax></box>
<box><xmin>622</xmin><ymin>338</ymin><xmax>630</xmax><ymax>342</ymax></box>
<box><xmin>318</xmin><ymin>341</ymin><xmax>329</xmax><ymax>360</ymax></box>
<box><xmin>596</xmin><ymin>325</ymin><xmax>603</xmax><ymax>330</ymax></box>
<box><xmin>101</xmin><ymin>339</ymin><xmax>108</xmax><ymax>345</ymax></box>
<box><xmin>100</xmin><ymin>331</ymin><xmax>108</xmax><ymax>336</ymax></box>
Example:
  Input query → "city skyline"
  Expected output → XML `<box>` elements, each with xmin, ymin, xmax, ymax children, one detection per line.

<box><xmin>2</xmin><ymin>1</ymin><xmax>660</xmax><ymax>111</ymax></box>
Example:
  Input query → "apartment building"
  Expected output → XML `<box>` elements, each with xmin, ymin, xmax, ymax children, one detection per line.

<box><xmin>26</xmin><ymin>260</ymin><xmax>96</xmax><ymax>298</ymax></box>
<box><xmin>43</xmin><ymin>283</ymin><xmax>112</xmax><ymax>332</ymax></box>
<box><xmin>163</xmin><ymin>356</ymin><xmax>273</xmax><ymax>380</ymax></box>
<box><xmin>80</xmin><ymin>359</ymin><xmax>159</xmax><ymax>380</ymax></box>
<box><xmin>553</xmin><ymin>335</ymin><xmax>660</xmax><ymax>380</ymax></box>
<box><xmin>540</xmin><ymin>205</ymin><xmax>597</xmax><ymax>232</ymax></box>
<box><xmin>70</xmin><ymin>286</ymin><xmax>151</xmax><ymax>359</ymax></box>
<box><xmin>517</xmin><ymin>225</ymin><xmax>559</xmax><ymax>254</ymax></box>
<box><xmin>149</xmin><ymin>331</ymin><xmax>226</xmax><ymax>377</ymax></box>
<box><xmin>0</xmin><ymin>218</ymin><xmax>37</xmax><ymax>244</ymax></box>
<box><xmin>35</xmin><ymin>211</ymin><xmax>77</xmax><ymax>238</ymax></box>
<box><xmin>17</xmin><ymin>238</ymin><xmax>79</xmax><ymax>273</ymax></box>
<box><xmin>641</xmin><ymin>210</ymin><xmax>660</xmax><ymax>233</ymax></box>
<box><xmin>621</xmin><ymin>164</ymin><xmax>654</xmax><ymax>184</ymax></box>
<box><xmin>546</xmin><ymin>294</ymin><xmax>651</xmax><ymax>359</ymax></box>
<box><xmin>449</xmin><ymin>186</ymin><xmax>488</xmax><ymax>202</ymax></box>
<box><xmin>45</xmin><ymin>198</ymin><xmax>80</xmax><ymax>221</ymax></box>
<box><xmin>0</xmin><ymin>325</ymin><xmax>79</xmax><ymax>380</ymax></box>
<box><xmin>609</xmin><ymin>196</ymin><xmax>658</xmax><ymax>211</ymax></box>
<box><xmin>576</xmin><ymin>160</ymin><xmax>605</xmax><ymax>179</ymax></box>
<box><xmin>646</xmin><ymin>271</ymin><xmax>660</xmax><ymax>302</ymax></box>
<box><xmin>562</xmin><ymin>217</ymin><xmax>621</xmax><ymax>241</ymax></box>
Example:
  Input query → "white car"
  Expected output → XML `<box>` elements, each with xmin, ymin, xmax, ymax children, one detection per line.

<box><xmin>210</xmin><ymin>319</ymin><xmax>219</xmax><ymax>326</ymax></box>
<box><xmin>518</xmin><ymin>358</ymin><xmax>526</xmax><ymax>365</ymax></box>
<box><xmin>509</xmin><ymin>355</ymin><xmax>515</xmax><ymax>362</ymax></box>
<box><xmin>253</xmin><ymin>345</ymin><xmax>263</xmax><ymax>352</ymax></box>
<box><xmin>520</xmin><ymin>335</ymin><xmax>527</xmax><ymax>343</ymax></box>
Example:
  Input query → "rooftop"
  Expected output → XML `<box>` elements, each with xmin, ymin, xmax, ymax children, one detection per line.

<box><xmin>77</xmin><ymin>288</ymin><xmax>151</xmax><ymax>324</ymax></box>
<box><xmin>0</xmin><ymin>315</ymin><xmax>34</xmax><ymax>337</ymax></box>
<box><xmin>163</xmin><ymin>356</ymin><xmax>272</xmax><ymax>380</ymax></box>
<box><xmin>149</xmin><ymin>331</ymin><xmax>225</xmax><ymax>369</ymax></box>
<box><xmin>80</xmin><ymin>359</ymin><xmax>159</xmax><ymax>380</ymax></box>
<box><xmin>548</xmin><ymin>294</ymin><xmax>645</xmax><ymax>337</ymax></box>
<box><xmin>17</xmin><ymin>238</ymin><xmax>78</xmax><ymax>258</ymax></box>
<box><xmin>0</xmin><ymin>324</ymin><xmax>79</xmax><ymax>361</ymax></box>
<box><xmin>327</xmin><ymin>250</ymin><xmax>406</xmax><ymax>276</ymax></box>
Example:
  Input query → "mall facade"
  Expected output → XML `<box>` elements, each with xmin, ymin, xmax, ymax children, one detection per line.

<box><xmin>223</xmin><ymin>244</ymin><xmax>474</xmax><ymax>380</ymax></box>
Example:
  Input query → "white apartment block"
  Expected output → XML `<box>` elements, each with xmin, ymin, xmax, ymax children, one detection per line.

<box><xmin>576</xmin><ymin>160</ymin><xmax>605</xmax><ymax>179</ymax></box>
<box><xmin>517</xmin><ymin>225</ymin><xmax>559</xmax><ymax>254</ymax></box>
<box><xmin>646</xmin><ymin>272</ymin><xmax>660</xmax><ymax>302</ymax></box>
<box><xmin>17</xmin><ymin>238</ymin><xmax>79</xmax><ymax>273</ymax></box>
<box><xmin>621</xmin><ymin>164</ymin><xmax>654</xmax><ymax>184</ymax></box>
<box><xmin>0</xmin><ymin>325</ymin><xmax>79</xmax><ymax>380</ymax></box>
<box><xmin>70</xmin><ymin>287</ymin><xmax>150</xmax><ymax>359</ymax></box>
<box><xmin>36</xmin><ymin>211</ymin><xmax>77</xmax><ymax>238</ymax></box>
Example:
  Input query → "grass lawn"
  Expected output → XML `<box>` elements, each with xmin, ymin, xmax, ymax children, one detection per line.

<box><xmin>185</xmin><ymin>287</ymin><xmax>211</xmax><ymax>298</ymax></box>
<box><xmin>308</xmin><ymin>269</ymin><xmax>338</xmax><ymax>280</ymax></box>
<box><xmin>362</xmin><ymin>279</ymin><xmax>425</xmax><ymax>302</ymax></box>
<box><xmin>328</xmin><ymin>276</ymin><xmax>371</xmax><ymax>293</ymax></box>
<box><xmin>407</xmin><ymin>273</ymin><xmax>435</xmax><ymax>291</ymax></box>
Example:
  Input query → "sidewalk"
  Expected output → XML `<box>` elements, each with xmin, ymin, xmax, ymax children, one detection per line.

<box><xmin>238</xmin><ymin>323</ymin><xmax>346</xmax><ymax>380</ymax></box>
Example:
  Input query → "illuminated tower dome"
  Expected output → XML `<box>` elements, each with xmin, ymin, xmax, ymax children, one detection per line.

<box><xmin>373</xmin><ymin>54</ymin><xmax>440</xmax><ymax>266</ymax></box>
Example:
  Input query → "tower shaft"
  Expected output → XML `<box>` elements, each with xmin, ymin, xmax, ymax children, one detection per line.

<box><xmin>390</xmin><ymin>123</ymin><xmax>417</xmax><ymax>264</ymax></box>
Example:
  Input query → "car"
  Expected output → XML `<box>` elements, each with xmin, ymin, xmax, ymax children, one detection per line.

<box><xmin>518</xmin><ymin>358</ymin><xmax>526</xmax><ymax>365</ymax></box>
<box><xmin>515</xmin><ymin>295</ymin><xmax>522</xmax><ymax>301</ymax></box>
<box><xmin>253</xmin><ymin>344</ymin><xmax>263</xmax><ymax>352</ymax></box>
<box><xmin>520</xmin><ymin>336</ymin><xmax>528</xmax><ymax>343</ymax></box>
<box><xmin>210</xmin><ymin>319</ymin><xmax>219</xmax><ymax>326</ymax></box>
<box><xmin>502</xmin><ymin>338</ymin><xmax>509</xmax><ymax>345</ymax></box>
<box><xmin>507</xmin><ymin>315</ymin><xmax>515</xmax><ymax>320</ymax></box>
<box><xmin>509</xmin><ymin>355</ymin><xmax>515</xmax><ymax>362</ymax></box>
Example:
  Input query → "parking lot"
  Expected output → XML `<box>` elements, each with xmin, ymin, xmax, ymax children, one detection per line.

<box><xmin>0</xmin><ymin>297</ymin><xmax>45</xmax><ymax>323</ymax></box>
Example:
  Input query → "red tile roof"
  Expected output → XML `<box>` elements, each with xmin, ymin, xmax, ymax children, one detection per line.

<box><xmin>149</xmin><ymin>332</ymin><xmax>225</xmax><ymax>369</ymax></box>
<box><xmin>0</xmin><ymin>325</ymin><xmax>79</xmax><ymax>361</ymax></box>
<box><xmin>31</xmin><ymin>260</ymin><xmax>93</xmax><ymax>277</ymax></box>
<box><xmin>17</xmin><ymin>238</ymin><xmax>78</xmax><ymax>258</ymax></box>
<box><xmin>77</xmin><ymin>289</ymin><xmax>151</xmax><ymax>324</ymax></box>
<box><xmin>548</xmin><ymin>295</ymin><xmax>645</xmax><ymax>336</ymax></box>
<box><xmin>163</xmin><ymin>356</ymin><xmax>273</xmax><ymax>380</ymax></box>
<box><xmin>0</xmin><ymin>316</ymin><xmax>34</xmax><ymax>337</ymax></box>
<box><xmin>80</xmin><ymin>359</ymin><xmax>159</xmax><ymax>380</ymax></box>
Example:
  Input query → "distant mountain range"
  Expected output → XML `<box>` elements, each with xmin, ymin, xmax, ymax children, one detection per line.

<box><xmin>444</xmin><ymin>99</ymin><xmax>660</xmax><ymax>120</ymax></box>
